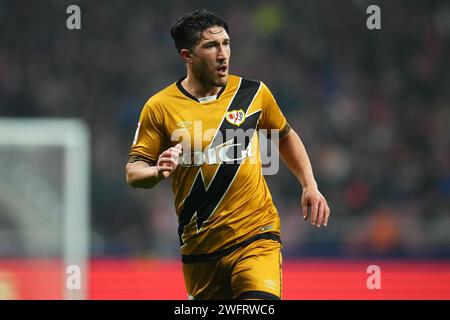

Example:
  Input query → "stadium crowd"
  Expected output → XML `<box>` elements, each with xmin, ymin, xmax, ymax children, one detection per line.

<box><xmin>1</xmin><ymin>0</ymin><xmax>449</xmax><ymax>258</ymax></box>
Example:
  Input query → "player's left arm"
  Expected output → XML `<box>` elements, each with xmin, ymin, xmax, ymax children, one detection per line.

<box><xmin>278</xmin><ymin>129</ymin><xmax>331</xmax><ymax>228</ymax></box>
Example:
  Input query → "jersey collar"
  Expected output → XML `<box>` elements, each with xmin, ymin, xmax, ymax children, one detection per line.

<box><xmin>176</xmin><ymin>77</ymin><xmax>227</xmax><ymax>103</ymax></box>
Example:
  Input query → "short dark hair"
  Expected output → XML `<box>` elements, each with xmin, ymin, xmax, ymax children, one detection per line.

<box><xmin>170</xmin><ymin>9</ymin><xmax>230</xmax><ymax>53</ymax></box>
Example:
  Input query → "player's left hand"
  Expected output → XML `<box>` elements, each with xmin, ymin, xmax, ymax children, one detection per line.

<box><xmin>301</xmin><ymin>186</ymin><xmax>330</xmax><ymax>228</ymax></box>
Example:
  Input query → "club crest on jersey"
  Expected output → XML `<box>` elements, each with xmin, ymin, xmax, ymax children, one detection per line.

<box><xmin>225</xmin><ymin>109</ymin><xmax>246</xmax><ymax>126</ymax></box>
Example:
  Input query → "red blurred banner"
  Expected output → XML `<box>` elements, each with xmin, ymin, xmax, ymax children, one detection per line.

<box><xmin>0</xmin><ymin>259</ymin><xmax>449</xmax><ymax>299</ymax></box>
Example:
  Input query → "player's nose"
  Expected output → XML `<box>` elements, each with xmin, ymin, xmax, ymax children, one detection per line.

<box><xmin>217</xmin><ymin>44</ymin><xmax>229</xmax><ymax>60</ymax></box>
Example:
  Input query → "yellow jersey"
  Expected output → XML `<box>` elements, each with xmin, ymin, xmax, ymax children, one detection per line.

<box><xmin>129</xmin><ymin>74</ymin><xmax>290</xmax><ymax>261</ymax></box>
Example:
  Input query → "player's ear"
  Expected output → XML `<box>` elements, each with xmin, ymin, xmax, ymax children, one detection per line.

<box><xmin>180</xmin><ymin>49</ymin><xmax>193</xmax><ymax>63</ymax></box>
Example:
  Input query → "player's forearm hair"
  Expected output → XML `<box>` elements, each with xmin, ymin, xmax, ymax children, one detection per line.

<box><xmin>125</xmin><ymin>161</ymin><xmax>163</xmax><ymax>189</ymax></box>
<box><xmin>278</xmin><ymin>129</ymin><xmax>318</xmax><ymax>189</ymax></box>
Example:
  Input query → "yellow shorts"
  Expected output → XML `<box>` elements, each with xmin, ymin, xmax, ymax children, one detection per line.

<box><xmin>182</xmin><ymin>236</ymin><xmax>282</xmax><ymax>300</ymax></box>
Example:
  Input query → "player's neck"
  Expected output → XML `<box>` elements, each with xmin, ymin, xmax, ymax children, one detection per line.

<box><xmin>182</xmin><ymin>74</ymin><xmax>221</xmax><ymax>99</ymax></box>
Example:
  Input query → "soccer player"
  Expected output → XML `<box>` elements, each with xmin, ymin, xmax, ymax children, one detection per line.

<box><xmin>126</xmin><ymin>9</ymin><xmax>330</xmax><ymax>300</ymax></box>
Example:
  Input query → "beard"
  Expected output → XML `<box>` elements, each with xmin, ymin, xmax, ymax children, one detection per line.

<box><xmin>193</xmin><ymin>61</ymin><xmax>227</xmax><ymax>88</ymax></box>
<box><xmin>215</xmin><ymin>75</ymin><xmax>228</xmax><ymax>87</ymax></box>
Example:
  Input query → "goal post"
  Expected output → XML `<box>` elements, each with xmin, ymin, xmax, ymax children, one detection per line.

<box><xmin>0</xmin><ymin>118</ymin><xmax>90</xmax><ymax>299</ymax></box>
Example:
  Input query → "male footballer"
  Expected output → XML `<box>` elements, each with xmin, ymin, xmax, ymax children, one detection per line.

<box><xmin>126</xmin><ymin>9</ymin><xmax>330</xmax><ymax>300</ymax></box>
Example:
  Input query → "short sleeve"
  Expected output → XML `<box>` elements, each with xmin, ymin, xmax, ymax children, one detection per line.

<box><xmin>129</xmin><ymin>100</ymin><xmax>167</xmax><ymax>165</ymax></box>
<box><xmin>258</xmin><ymin>82</ymin><xmax>291</xmax><ymax>138</ymax></box>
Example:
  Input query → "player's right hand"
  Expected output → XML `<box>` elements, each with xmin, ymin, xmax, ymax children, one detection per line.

<box><xmin>156</xmin><ymin>144</ymin><xmax>183</xmax><ymax>179</ymax></box>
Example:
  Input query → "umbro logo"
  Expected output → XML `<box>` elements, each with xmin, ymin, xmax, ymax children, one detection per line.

<box><xmin>264</xmin><ymin>279</ymin><xmax>277</xmax><ymax>290</ymax></box>
<box><xmin>177</xmin><ymin>121</ymin><xmax>192</xmax><ymax>130</ymax></box>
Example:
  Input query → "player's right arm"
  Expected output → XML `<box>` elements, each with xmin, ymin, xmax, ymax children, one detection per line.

<box><xmin>126</xmin><ymin>98</ymin><xmax>181</xmax><ymax>189</ymax></box>
<box><xmin>126</xmin><ymin>144</ymin><xmax>182</xmax><ymax>189</ymax></box>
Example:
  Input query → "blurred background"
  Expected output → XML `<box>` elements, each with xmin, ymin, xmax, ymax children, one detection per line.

<box><xmin>0</xmin><ymin>0</ymin><xmax>449</xmax><ymax>299</ymax></box>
